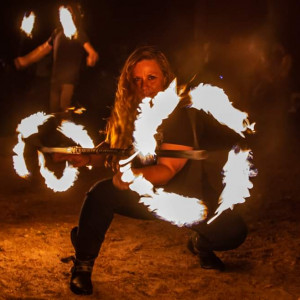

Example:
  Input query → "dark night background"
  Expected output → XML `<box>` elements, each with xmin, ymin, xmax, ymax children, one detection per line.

<box><xmin>0</xmin><ymin>0</ymin><xmax>299</xmax><ymax>140</ymax></box>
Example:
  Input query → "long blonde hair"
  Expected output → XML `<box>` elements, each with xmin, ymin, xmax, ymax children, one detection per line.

<box><xmin>105</xmin><ymin>46</ymin><xmax>174</xmax><ymax>149</ymax></box>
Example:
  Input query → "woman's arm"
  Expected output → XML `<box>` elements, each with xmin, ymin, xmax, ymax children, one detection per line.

<box><xmin>112</xmin><ymin>143</ymin><xmax>193</xmax><ymax>190</ymax></box>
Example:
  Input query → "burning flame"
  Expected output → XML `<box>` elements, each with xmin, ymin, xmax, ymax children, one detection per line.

<box><xmin>121</xmin><ymin>82</ymin><xmax>256</xmax><ymax>225</ymax></box>
<box><xmin>38</xmin><ymin>151</ymin><xmax>79</xmax><ymax>192</ymax></box>
<box><xmin>13</xmin><ymin>112</ymin><xmax>53</xmax><ymax>177</ymax></box>
<box><xmin>133</xmin><ymin>80</ymin><xmax>179</xmax><ymax>157</ymax></box>
<box><xmin>58</xmin><ymin>121</ymin><xmax>94</xmax><ymax>148</ymax></box>
<box><xmin>207</xmin><ymin>147</ymin><xmax>257</xmax><ymax>224</ymax></box>
<box><xmin>13</xmin><ymin>134</ymin><xmax>29</xmax><ymax>178</ymax></box>
<box><xmin>20</xmin><ymin>11</ymin><xmax>35</xmax><ymax>37</ymax></box>
<box><xmin>120</xmin><ymin>162</ymin><xmax>207</xmax><ymax>227</ymax></box>
<box><xmin>13</xmin><ymin>112</ymin><xmax>94</xmax><ymax>191</ymax></box>
<box><xmin>190</xmin><ymin>84</ymin><xmax>255</xmax><ymax>137</ymax></box>
<box><xmin>119</xmin><ymin>81</ymin><xmax>208</xmax><ymax>226</ymax></box>
<box><xmin>67</xmin><ymin>106</ymin><xmax>86</xmax><ymax>114</ymax></box>
<box><xmin>59</xmin><ymin>6</ymin><xmax>77</xmax><ymax>39</ymax></box>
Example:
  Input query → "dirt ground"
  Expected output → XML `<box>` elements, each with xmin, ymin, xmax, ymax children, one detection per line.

<box><xmin>0</xmin><ymin>116</ymin><xmax>299</xmax><ymax>300</ymax></box>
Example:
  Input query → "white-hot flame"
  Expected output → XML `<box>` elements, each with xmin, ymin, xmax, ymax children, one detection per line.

<box><xmin>119</xmin><ymin>81</ymin><xmax>208</xmax><ymax>226</ymax></box>
<box><xmin>13</xmin><ymin>134</ymin><xmax>29</xmax><ymax>177</ymax></box>
<box><xmin>13</xmin><ymin>112</ymin><xmax>53</xmax><ymax>177</ymax></box>
<box><xmin>13</xmin><ymin>112</ymin><xmax>95</xmax><ymax>191</ymax></box>
<box><xmin>37</xmin><ymin>120</ymin><xmax>94</xmax><ymax>191</ymax></box>
<box><xmin>20</xmin><ymin>11</ymin><xmax>35</xmax><ymax>37</ymax></box>
<box><xmin>120</xmin><ymin>162</ymin><xmax>207</xmax><ymax>227</ymax></box>
<box><xmin>133</xmin><ymin>80</ymin><xmax>179</xmax><ymax>157</ymax></box>
<box><xmin>16</xmin><ymin>112</ymin><xmax>53</xmax><ymax>138</ymax></box>
<box><xmin>59</xmin><ymin>6</ymin><xmax>77</xmax><ymax>39</ymax></box>
<box><xmin>38</xmin><ymin>151</ymin><xmax>79</xmax><ymax>192</ymax></box>
<box><xmin>58</xmin><ymin>121</ymin><xmax>94</xmax><ymax>148</ymax></box>
<box><xmin>123</xmin><ymin>81</ymin><xmax>256</xmax><ymax>226</ymax></box>
<box><xmin>190</xmin><ymin>84</ymin><xmax>255</xmax><ymax>137</ymax></box>
<box><xmin>207</xmin><ymin>148</ymin><xmax>257</xmax><ymax>224</ymax></box>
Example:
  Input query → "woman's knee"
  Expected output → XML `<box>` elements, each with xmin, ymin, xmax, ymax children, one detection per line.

<box><xmin>84</xmin><ymin>179</ymin><xmax>113</xmax><ymax>209</ymax></box>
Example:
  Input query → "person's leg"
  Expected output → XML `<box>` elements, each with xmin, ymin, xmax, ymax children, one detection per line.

<box><xmin>70</xmin><ymin>179</ymin><xmax>155</xmax><ymax>295</ymax></box>
<box><xmin>189</xmin><ymin>209</ymin><xmax>248</xmax><ymax>270</ymax></box>
<box><xmin>60</xmin><ymin>83</ymin><xmax>74</xmax><ymax>112</ymax></box>
<box><xmin>192</xmin><ymin>209</ymin><xmax>248</xmax><ymax>251</ymax></box>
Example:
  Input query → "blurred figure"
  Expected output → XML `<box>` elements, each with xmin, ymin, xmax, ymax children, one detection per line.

<box><xmin>14</xmin><ymin>2</ymin><xmax>99</xmax><ymax>117</ymax></box>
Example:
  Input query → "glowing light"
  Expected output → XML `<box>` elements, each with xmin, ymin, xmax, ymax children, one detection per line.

<box><xmin>122</xmin><ymin>82</ymin><xmax>256</xmax><ymax>225</ymax></box>
<box><xmin>20</xmin><ymin>11</ymin><xmax>35</xmax><ymax>37</ymax></box>
<box><xmin>13</xmin><ymin>134</ymin><xmax>29</xmax><ymax>178</ymax></box>
<box><xmin>59</xmin><ymin>6</ymin><xmax>77</xmax><ymax>39</ymax></box>
<box><xmin>133</xmin><ymin>80</ymin><xmax>179</xmax><ymax>158</ymax></box>
<box><xmin>58</xmin><ymin>121</ymin><xmax>94</xmax><ymax>148</ymax></box>
<box><xmin>120</xmin><ymin>162</ymin><xmax>207</xmax><ymax>227</ymax></box>
<box><xmin>38</xmin><ymin>151</ymin><xmax>79</xmax><ymax>192</ymax></box>
<box><xmin>207</xmin><ymin>147</ymin><xmax>257</xmax><ymax>224</ymax></box>
<box><xmin>190</xmin><ymin>84</ymin><xmax>255</xmax><ymax>137</ymax></box>
<box><xmin>119</xmin><ymin>81</ymin><xmax>208</xmax><ymax>226</ymax></box>
<box><xmin>13</xmin><ymin>112</ymin><xmax>95</xmax><ymax>191</ymax></box>
<box><xmin>13</xmin><ymin>112</ymin><xmax>53</xmax><ymax>177</ymax></box>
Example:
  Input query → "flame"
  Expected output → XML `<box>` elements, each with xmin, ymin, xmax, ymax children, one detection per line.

<box><xmin>13</xmin><ymin>134</ymin><xmax>29</xmax><ymax>177</ymax></box>
<box><xmin>58</xmin><ymin>121</ymin><xmax>94</xmax><ymax>148</ymax></box>
<box><xmin>20</xmin><ymin>11</ymin><xmax>35</xmax><ymax>37</ymax></box>
<box><xmin>13</xmin><ymin>112</ymin><xmax>95</xmax><ymax>191</ymax></box>
<box><xmin>59</xmin><ymin>6</ymin><xmax>77</xmax><ymax>39</ymax></box>
<box><xmin>38</xmin><ymin>151</ymin><xmax>79</xmax><ymax>192</ymax></box>
<box><xmin>207</xmin><ymin>147</ymin><xmax>257</xmax><ymax>224</ymax></box>
<box><xmin>13</xmin><ymin>112</ymin><xmax>53</xmax><ymax>177</ymax></box>
<box><xmin>190</xmin><ymin>84</ymin><xmax>255</xmax><ymax>137</ymax></box>
<box><xmin>120</xmin><ymin>162</ymin><xmax>207</xmax><ymax>227</ymax></box>
<box><xmin>122</xmin><ymin>81</ymin><xmax>256</xmax><ymax>225</ymax></box>
<box><xmin>119</xmin><ymin>81</ymin><xmax>208</xmax><ymax>226</ymax></box>
<box><xmin>67</xmin><ymin>106</ymin><xmax>86</xmax><ymax>114</ymax></box>
<box><xmin>16</xmin><ymin>112</ymin><xmax>53</xmax><ymax>138</ymax></box>
<box><xmin>133</xmin><ymin>80</ymin><xmax>179</xmax><ymax>158</ymax></box>
<box><xmin>37</xmin><ymin>120</ymin><xmax>94</xmax><ymax>191</ymax></box>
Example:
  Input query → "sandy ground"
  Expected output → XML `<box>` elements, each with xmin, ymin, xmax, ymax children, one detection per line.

<box><xmin>0</xmin><ymin>120</ymin><xmax>299</xmax><ymax>300</ymax></box>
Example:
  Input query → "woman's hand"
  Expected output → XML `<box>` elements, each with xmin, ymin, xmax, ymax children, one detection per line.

<box><xmin>112</xmin><ymin>170</ymin><xmax>130</xmax><ymax>190</ymax></box>
<box><xmin>52</xmin><ymin>153</ymin><xmax>91</xmax><ymax>167</ymax></box>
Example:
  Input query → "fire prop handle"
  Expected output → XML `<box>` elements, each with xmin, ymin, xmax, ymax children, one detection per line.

<box><xmin>41</xmin><ymin>146</ymin><xmax>207</xmax><ymax>160</ymax></box>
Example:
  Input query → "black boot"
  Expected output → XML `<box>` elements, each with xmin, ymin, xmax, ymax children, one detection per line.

<box><xmin>69</xmin><ymin>226</ymin><xmax>94</xmax><ymax>295</ymax></box>
<box><xmin>70</xmin><ymin>226</ymin><xmax>78</xmax><ymax>249</ymax></box>
<box><xmin>187</xmin><ymin>233</ymin><xmax>225</xmax><ymax>271</ymax></box>
<box><xmin>70</xmin><ymin>257</ymin><xmax>94</xmax><ymax>295</ymax></box>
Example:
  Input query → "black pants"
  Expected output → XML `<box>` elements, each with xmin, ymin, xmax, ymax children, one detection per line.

<box><xmin>75</xmin><ymin>179</ymin><xmax>247</xmax><ymax>260</ymax></box>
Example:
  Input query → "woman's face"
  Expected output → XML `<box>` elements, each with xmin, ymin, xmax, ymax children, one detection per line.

<box><xmin>132</xmin><ymin>59</ymin><xmax>165</xmax><ymax>99</ymax></box>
